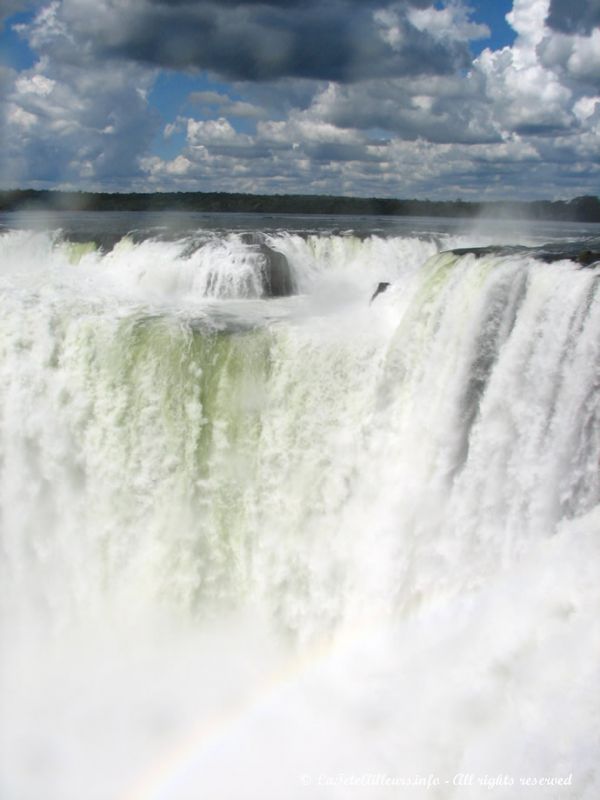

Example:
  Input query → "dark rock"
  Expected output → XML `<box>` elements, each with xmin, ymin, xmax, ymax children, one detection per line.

<box><xmin>577</xmin><ymin>250</ymin><xmax>600</xmax><ymax>267</ymax></box>
<box><xmin>63</xmin><ymin>231</ymin><xmax>125</xmax><ymax>252</ymax></box>
<box><xmin>370</xmin><ymin>282</ymin><xmax>391</xmax><ymax>303</ymax></box>
<box><xmin>450</xmin><ymin>244</ymin><xmax>600</xmax><ymax>268</ymax></box>
<box><xmin>451</xmin><ymin>245</ymin><xmax>523</xmax><ymax>259</ymax></box>
<box><xmin>239</xmin><ymin>231</ymin><xmax>264</xmax><ymax>246</ymax></box>
<box><xmin>259</xmin><ymin>244</ymin><xmax>296</xmax><ymax>297</ymax></box>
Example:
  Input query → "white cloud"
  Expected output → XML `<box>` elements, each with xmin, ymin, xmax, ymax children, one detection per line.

<box><xmin>0</xmin><ymin>0</ymin><xmax>40</xmax><ymax>29</ymax></box>
<box><xmin>506</xmin><ymin>0</ymin><xmax>549</xmax><ymax>47</ymax></box>
<box><xmin>14</xmin><ymin>73</ymin><xmax>55</xmax><ymax>95</ymax></box>
<box><xmin>477</xmin><ymin>45</ymin><xmax>574</xmax><ymax>134</ymax></box>
<box><xmin>573</xmin><ymin>95</ymin><xmax>599</xmax><ymax>120</ymax></box>
<box><xmin>539</xmin><ymin>26</ymin><xmax>600</xmax><ymax>86</ymax></box>
<box><xmin>407</xmin><ymin>3</ymin><xmax>489</xmax><ymax>42</ymax></box>
<box><xmin>188</xmin><ymin>90</ymin><xmax>266</xmax><ymax>119</ymax></box>
<box><xmin>1</xmin><ymin>0</ymin><xmax>598</xmax><ymax>198</ymax></box>
<box><xmin>7</xmin><ymin>103</ymin><xmax>38</xmax><ymax>130</ymax></box>
<box><xmin>1</xmin><ymin>2</ymin><xmax>159</xmax><ymax>187</ymax></box>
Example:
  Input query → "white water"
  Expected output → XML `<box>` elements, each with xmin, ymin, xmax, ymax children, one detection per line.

<box><xmin>0</xmin><ymin>219</ymin><xmax>599</xmax><ymax>799</ymax></box>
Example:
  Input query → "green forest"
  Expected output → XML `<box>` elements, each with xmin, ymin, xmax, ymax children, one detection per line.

<box><xmin>1</xmin><ymin>189</ymin><xmax>599</xmax><ymax>222</ymax></box>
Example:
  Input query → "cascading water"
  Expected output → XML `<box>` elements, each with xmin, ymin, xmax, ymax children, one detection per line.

<box><xmin>0</xmin><ymin>213</ymin><xmax>598</xmax><ymax>800</ymax></box>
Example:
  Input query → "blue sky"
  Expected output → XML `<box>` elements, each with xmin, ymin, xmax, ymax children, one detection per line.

<box><xmin>1</xmin><ymin>0</ymin><xmax>598</xmax><ymax>199</ymax></box>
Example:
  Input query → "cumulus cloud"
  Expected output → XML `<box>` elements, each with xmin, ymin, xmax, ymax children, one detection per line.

<box><xmin>2</xmin><ymin>65</ymin><xmax>159</xmax><ymax>187</ymax></box>
<box><xmin>188</xmin><ymin>90</ymin><xmax>266</xmax><ymax>119</ymax></box>
<box><xmin>296</xmin><ymin>76</ymin><xmax>500</xmax><ymax>144</ymax></box>
<box><xmin>545</xmin><ymin>0</ymin><xmax>600</xmax><ymax>35</ymax></box>
<box><xmin>0</xmin><ymin>0</ymin><xmax>39</xmax><ymax>29</ymax></box>
<box><xmin>1</xmin><ymin>0</ymin><xmax>599</xmax><ymax>198</ymax></box>
<box><xmin>138</xmin><ymin>0</ymin><xmax>599</xmax><ymax>198</ymax></box>
<box><xmin>13</xmin><ymin>0</ymin><xmax>487</xmax><ymax>83</ymax></box>
<box><xmin>538</xmin><ymin>14</ymin><xmax>600</xmax><ymax>88</ymax></box>
<box><xmin>1</xmin><ymin>2</ymin><xmax>159</xmax><ymax>187</ymax></box>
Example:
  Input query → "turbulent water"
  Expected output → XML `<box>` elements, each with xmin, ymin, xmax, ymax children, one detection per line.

<box><xmin>0</xmin><ymin>211</ymin><xmax>599</xmax><ymax>800</ymax></box>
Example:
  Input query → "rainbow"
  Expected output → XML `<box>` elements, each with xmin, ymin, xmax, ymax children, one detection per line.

<box><xmin>119</xmin><ymin>623</ymin><xmax>368</xmax><ymax>800</ymax></box>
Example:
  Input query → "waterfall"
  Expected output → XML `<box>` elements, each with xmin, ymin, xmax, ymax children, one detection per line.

<box><xmin>1</xmin><ymin>219</ymin><xmax>598</xmax><ymax>799</ymax></box>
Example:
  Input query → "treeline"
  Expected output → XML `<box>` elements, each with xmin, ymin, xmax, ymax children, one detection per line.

<box><xmin>1</xmin><ymin>189</ymin><xmax>599</xmax><ymax>222</ymax></box>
